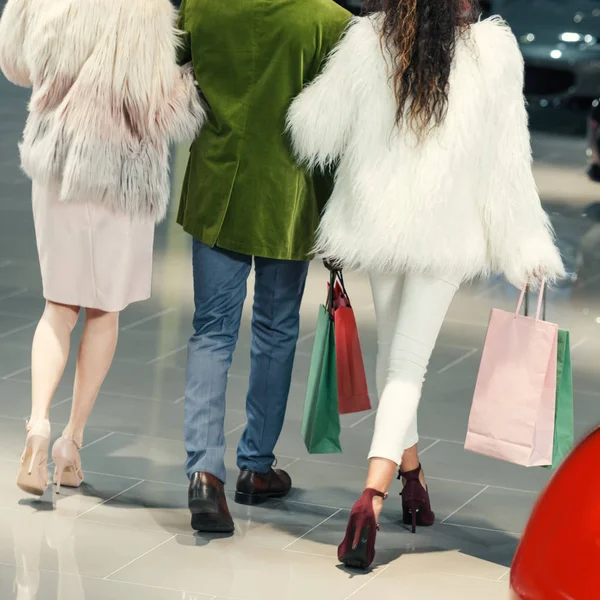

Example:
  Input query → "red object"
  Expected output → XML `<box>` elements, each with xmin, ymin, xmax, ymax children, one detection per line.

<box><xmin>338</xmin><ymin>488</ymin><xmax>385</xmax><ymax>569</ymax></box>
<box><xmin>399</xmin><ymin>464</ymin><xmax>435</xmax><ymax>533</ymax></box>
<box><xmin>510</xmin><ymin>427</ymin><xmax>600</xmax><ymax>599</ymax></box>
<box><xmin>332</xmin><ymin>280</ymin><xmax>371</xmax><ymax>415</ymax></box>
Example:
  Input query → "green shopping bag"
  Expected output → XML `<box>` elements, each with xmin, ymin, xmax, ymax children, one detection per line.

<box><xmin>302</xmin><ymin>278</ymin><xmax>342</xmax><ymax>454</ymax></box>
<box><xmin>545</xmin><ymin>329</ymin><xmax>574</xmax><ymax>470</ymax></box>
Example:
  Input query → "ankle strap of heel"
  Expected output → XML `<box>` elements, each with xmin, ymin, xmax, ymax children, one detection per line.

<box><xmin>364</xmin><ymin>488</ymin><xmax>388</xmax><ymax>500</ymax></box>
<box><xmin>398</xmin><ymin>464</ymin><xmax>422</xmax><ymax>481</ymax></box>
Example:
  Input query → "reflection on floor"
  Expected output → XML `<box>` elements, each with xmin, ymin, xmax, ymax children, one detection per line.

<box><xmin>2</xmin><ymin>80</ymin><xmax>600</xmax><ymax>599</ymax></box>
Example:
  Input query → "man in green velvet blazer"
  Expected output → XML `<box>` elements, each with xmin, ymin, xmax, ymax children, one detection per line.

<box><xmin>178</xmin><ymin>0</ymin><xmax>351</xmax><ymax>533</ymax></box>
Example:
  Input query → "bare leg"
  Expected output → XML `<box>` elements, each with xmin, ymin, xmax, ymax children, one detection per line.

<box><xmin>62</xmin><ymin>308</ymin><xmax>119</xmax><ymax>446</ymax></box>
<box><xmin>18</xmin><ymin>302</ymin><xmax>79</xmax><ymax>494</ymax></box>
<box><xmin>30</xmin><ymin>301</ymin><xmax>81</xmax><ymax>423</ymax></box>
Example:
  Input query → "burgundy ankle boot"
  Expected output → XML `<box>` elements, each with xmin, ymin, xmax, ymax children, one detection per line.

<box><xmin>399</xmin><ymin>464</ymin><xmax>435</xmax><ymax>533</ymax></box>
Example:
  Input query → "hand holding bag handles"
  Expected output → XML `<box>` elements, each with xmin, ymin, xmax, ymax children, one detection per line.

<box><xmin>465</xmin><ymin>281</ymin><xmax>560</xmax><ymax>467</ymax></box>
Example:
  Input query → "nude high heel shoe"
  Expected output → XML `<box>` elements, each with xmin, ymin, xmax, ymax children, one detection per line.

<box><xmin>52</xmin><ymin>436</ymin><xmax>84</xmax><ymax>493</ymax></box>
<box><xmin>17</xmin><ymin>420</ymin><xmax>51</xmax><ymax>496</ymax></box>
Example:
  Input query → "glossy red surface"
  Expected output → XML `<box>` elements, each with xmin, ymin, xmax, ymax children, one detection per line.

<box><xmin>511</xmin><ymin>427</ymin><xmax>600</xmax><ymax>599</ymax></box>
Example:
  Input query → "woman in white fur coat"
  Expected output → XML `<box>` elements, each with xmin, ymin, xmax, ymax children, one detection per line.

<box><xmin>0</xmin><ymin>0</ymin><xmax>204</xmax><ymax>497</ymax></box>
<box><xmin>288</xmin><ymin>0</ymin><xmax>564</xmax><ymax>569</ymax></box>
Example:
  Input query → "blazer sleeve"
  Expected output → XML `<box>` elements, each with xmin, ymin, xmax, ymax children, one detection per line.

<box><xmin>287</xmin><ymin>17</ymin><xmax>362</xmax><ymax>170</ymax></box>
<box><xmin>176</xmin><ymin>0</ymin><xmax>192</xmax><ymax>67</ymax></box>
<box><xmin>0</xmin><ymin>0</ymin><xmax>32</xmax><ymax>87</ymax></box>
<box><xmin>118</xmin><ymin>0</ymin><xmax>205</xmax><ymax>144</ymax></box>
<box><xmin>479</xmin><ymin>20</ymin><xmax>565</xmax><ymax>286</ymax></box>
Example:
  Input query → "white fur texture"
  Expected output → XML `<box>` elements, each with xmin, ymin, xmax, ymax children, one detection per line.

<box><xmin>0</xmin><ymin>0</ymin><xmax>205</xmax><ymax>222</ymax></box>
<box><xmin>287</xmin><ymin>16</ymin><xmax>565</xmax><ymax>287</ymax></box>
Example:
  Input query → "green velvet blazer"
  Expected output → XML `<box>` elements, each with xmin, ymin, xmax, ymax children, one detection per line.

<box><xmin>177</xmin><ymin>0</ymin><xmax>351</xmax><ymax>260</ymax></box>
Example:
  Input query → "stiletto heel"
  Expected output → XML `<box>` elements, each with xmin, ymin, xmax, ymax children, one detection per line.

<box><xmin>52</xmin><ymin>436</ymin><xmax>84</xmax><ymax>493</ymax></box>
<box><xmin>17</xmin><ymin>420</ymin><xmax>51</xmax><ymax>496</ymax></box>
<box><xmin>399</xmin><ymin>464</ymin><xmax>435</xmax><ymax>533</ymax></box>
<box><xmin>54</xmin><ymin>462</ymin><xmax>65</xmax><ymax>495</ymax></box>
<box><xmin>338</xmin><ymin>488</ymin><xmax>387</xmax><ymax>570</ymax></box>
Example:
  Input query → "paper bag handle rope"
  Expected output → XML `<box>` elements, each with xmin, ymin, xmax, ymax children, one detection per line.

<box><xmin>515</xmin><ymin>279</ymin><xmax>546</xmax><ymax>321</ymax></box>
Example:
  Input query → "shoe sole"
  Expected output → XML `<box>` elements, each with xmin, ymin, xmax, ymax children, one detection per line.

<box><xmin>189</xmin><ymin>498</ymin><xmax>234</xmax><ymax>533</ymax></box>
<box><xmin>340</xmin><ymin>527</ymin><xmax>371</xmax><ymax>571</ymax></box>
<box><xmin>234</xmin><ymin>490</ymin><xmax>288</xmax><ymax>506</ymax></box>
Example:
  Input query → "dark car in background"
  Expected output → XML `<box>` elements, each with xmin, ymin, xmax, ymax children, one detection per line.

<box><xmin>498</xmin><ymin>0</ymin><xmax>600</xmax><ymax>112</ymax></box>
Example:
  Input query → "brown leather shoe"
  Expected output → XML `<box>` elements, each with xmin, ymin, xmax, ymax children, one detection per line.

<box><xmin>188</xmin><ymin>472</ymin><xmax>234</xmax><ymax>533</ymax></box>
<box><xmin>235</xmin><ymin>468</ymin><xmax>292</xmax><ymax>505</ymax></box>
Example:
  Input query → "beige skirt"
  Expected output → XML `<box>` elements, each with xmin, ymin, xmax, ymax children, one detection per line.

<box><xmin>32</xmin><ymin>182</ymin><xmax>155</xmax><ymax>312</ymax></box>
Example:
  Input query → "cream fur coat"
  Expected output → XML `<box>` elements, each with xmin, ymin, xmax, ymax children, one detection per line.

<box><xmin>0</xmin><ymin>0</ymin><xmax>205</xmax><ymax>222</ymax></box>
<box><xmin>288</xmin><ymin>16</ymin><xmax>565</xmax><ymax>286</ymax></box>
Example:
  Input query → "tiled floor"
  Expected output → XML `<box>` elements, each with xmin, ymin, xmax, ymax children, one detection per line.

<box><xmin>2</xmin><ymin>79</ymin><xmax>600</xmax><ymax>600</ymax></box>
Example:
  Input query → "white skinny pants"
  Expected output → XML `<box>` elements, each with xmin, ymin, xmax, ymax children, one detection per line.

<box><xmin>368</xmin><ymin>272</ymin><xmax>459</xmax><ymax>465</ymax></box>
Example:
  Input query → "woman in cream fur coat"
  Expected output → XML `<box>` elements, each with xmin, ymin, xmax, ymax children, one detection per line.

<box><xmin>288</xmin><ymin>0</ymin><xmax>564</xmax><ymax>568</ymax></box>
<box><xmin>0</xmin><ymin>0</ymin><xmax>204</xmax><ymax>497</ymax></box>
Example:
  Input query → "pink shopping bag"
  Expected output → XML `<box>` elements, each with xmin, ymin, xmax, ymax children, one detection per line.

<box><xmin>465</xmin><ymin>284</ymin><xmax>558</xmax><ymax>467</ymax></box>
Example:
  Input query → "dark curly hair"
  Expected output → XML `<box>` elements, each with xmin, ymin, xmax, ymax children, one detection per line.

<box><xmin>363</xmin><ymin>0</ymin><xmax>480</xmax><ymax>139</ymax></box>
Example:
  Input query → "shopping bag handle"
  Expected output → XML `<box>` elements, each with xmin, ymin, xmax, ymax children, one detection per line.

<box><xmin>326</xmin><ymin>271</ymin><xmax>336</xmax><ymax>315</ymax></box>
<box><xmin>515</xmin><ymin>279</ymin><xmax>546</xmax><ymax>321</ymax></box>
<box><xmin>334</xmin><ymin>270</ymin><xmax>352</xmax><ymax>307</ymax></box>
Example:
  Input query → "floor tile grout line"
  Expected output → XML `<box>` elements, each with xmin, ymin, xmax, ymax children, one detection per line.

<box><xmin>80</xmin><ymin>431</ymin><xmax>116</xmax><ymax>451</ymax></box>
<box><xmin>146</xmin><ymin>344</ymin><xmax>188</xmax><ymax>365</ymax></box>
<box><xmin>282</xmin><ymin>508</ymin><xmax>343</xmax><ymax>551</ymax></box>
<box><xmin>442</xmin><ymin>521</ymin><xmax>521</xmax><ymax>536</ymax></box>
<box><xmin>173</xmin><ymin>395</ymin><xmax>186</xmax><ymax>404</ymax></box>
<box><xmin>0</xmin><ymin>559</ymin><xmax>200</xmax><ymax>596</ymax></box>
<box><xmin>48</xmin><ymin>431</ymin><xmax>117</xmax><ymax>468</ymax></box>
<box><xmin>27</xmin><ymin>395</ymin><xmax>73</xmax><ymax>419</ymax></box>
<box><xmin>444</xmin><ymin>318</ymin><xmax>487</xmax><ymax>328</ymax></box>
<box><xmin>0</xmin><ymin>287</ymin><xmax>28</xmax><ymax>301</ymax></box>
<box><xmin>570</xmin><ymin>337</ymin><xmax>587</xmax><ymax>352</ymax></box>
<box><xmin>436</xmin><ymin>570</ymin><xmax>511</xmax><ymax>584</ymax></box>
<box><xmin>418</xmin><ymin>439</ymin><xmax>441</xmax><ymax>455</ymax></box>
<box><xmin>103</xmin><ymin>533</ymin><xmax>177</xmax><ymax>580</ymax></box>
<box><xmin>498</xmin><ymin>568</ymin><xmax>511</xmax><ymax>581</ymax></box>
<box><xmin>436</xmin><ymin>348</ymin><xmax>478</xmax><ymax>374</ymax></box>
<box><xmin>5</xmin><ymin>380</ymin><xmax>177</xmax><ymax>403</ymax></box>
<box><xmin>348</xmin><ymin>410</ymin><xmax>376</xmax><ymax>429</ymax></box>
<box><xmin>284</xmin><ymin>547</ymin><xmax>341</xmax><ymax>561</ymax></box>
<box><xmin>76</xmin><ymin>479</ymin><xmax>145</xmax><ymax>520</ymax></box>
<box><xmin>62</xmin><ymin>467</ymin><xmax>542</xmax><ymax>498</ymax></box>
<box><xmin>297</xmin><ymin>330</ymin><xmax>316</xmax><ymax>344</ymax></box>
<box><xmin>120</xmin><ymin>308</ymin><xmax>175</xmax><ymax>331</ymax></box>
<box><xmin>344</xmin><ymin>564</ymin><xmax>391</xmax><ymax>600</ymax></box>
<box><xmin>0</xmin><ymin>320</ymin><xmax>37</xmax><ymax>339</ymax></box>
<box><xmin>225</xmin><ymin>422</ymin><xmax>247</xmax><ymax>436</ymax></box>
<box><xmin>47</xmin><ymin>395</ymin><xmax>74</xmax><ymax>412</ymax></box>
<box><xmin>279</xmin><ymin>457</ymin><xmax>300</xmax><ymax>471</ymax></box>
<box><xmin>441</xmin><ymin>485</ymin><xmax>490</xmax><ymax>524</ymax></box>
<box><xmin>427</xmin><ymin>478</ymin><xmax>538</xmax><ymax>495</ymax></box>
<box><xmin>282</xmin><ymin>498</ymin><xmax>345</xmax><ymax>512</ymax></box>
<box><xmin>285</xmin><ymin>546</ymin><xmax>386</xmax><ymax>570</ymax></box>
<box><xmin>1</xmin><ymin>365</ymin><xmax>33</xmax><ymax>380</ymax></box>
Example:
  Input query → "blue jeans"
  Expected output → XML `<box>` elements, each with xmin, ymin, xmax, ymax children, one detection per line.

<box><xmin>184</xmin><ymin>241</ymin><xmax>309</xmax><ymax>483</ymax></box>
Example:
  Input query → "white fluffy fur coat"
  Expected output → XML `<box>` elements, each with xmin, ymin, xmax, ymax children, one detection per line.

<box><xmin>0</xmin><ymin>0</ymin><xmax>205</xmax><ymax>222</ymax></box>
<box><xmin>288</xmin><ymin>16</ymin><xmax>565</xmax><ymax>286</ymax></box>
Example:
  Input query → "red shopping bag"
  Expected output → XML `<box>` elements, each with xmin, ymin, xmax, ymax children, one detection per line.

<box><xmin>331</xmin><ymin>272</ymin><xmax>371</xmax><ymax>415</ymax></box>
